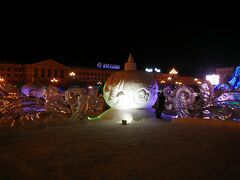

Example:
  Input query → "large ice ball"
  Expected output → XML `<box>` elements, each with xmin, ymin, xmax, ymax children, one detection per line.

<box><xmin>103</xmin><ymin>71</ymin><xmax>158</xmax><ymax>109</ymax></box>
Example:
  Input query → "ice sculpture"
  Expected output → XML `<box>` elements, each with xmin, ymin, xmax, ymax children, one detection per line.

<box><xmin>93</xmin><ymin>54</ymin><xmax>159</xmax><ymax>123</ymax></box>
<box><xmin>103</xmin><ymin>54</ymin><xmax>158</xmax><ymax>109</ymax></box>
<box><xmin>228</xmin><ymin>66</ymin><xmax>240</xmax><ymax>90</ymax></box>
<box><xmin>21</xmin><ymin>82</ymin><xmax>46</xmax><ymax>99</ymax></box>
<box><xmin>0</xmin><ymin>83</ymin><xmax>21</xmax><ymax>123</ymax></box>
<box><xmin>173</xmin><ymin>86</ymin><xmax>196</xmax><ymax>118</ymax></box>
<box><xmin>161</xmin><ymin>85</ymin><xmax>178</xmax><ymax>119</ymax></box>
<box><xmin>104</xmin><ymin>71</ymin><xmax>158</xmax><ymax>109</ymax></box>
<box><xmin>0</xmin><ymin>82</ymin><xmax>106</xmax><ymax>127</ymax></box>
<box><xmin>161</xmin><ymin>66</ymin><xmax>240</xmax><ymax>120</ymax></box>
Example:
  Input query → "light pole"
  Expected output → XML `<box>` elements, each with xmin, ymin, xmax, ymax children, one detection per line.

<box><xmin>194</xmin><ymin>78</ymin><xmax>202</xmax><ymax>85</ymax></box>
<box><xmin>69</xmin><ymin>71</ymin><xmax>76</xmax><ymax>87</ymax></box>
<box><xmin>169</xmin><ymin>68</ymin><xmax>178</xmax><ymax>85</ymax></box>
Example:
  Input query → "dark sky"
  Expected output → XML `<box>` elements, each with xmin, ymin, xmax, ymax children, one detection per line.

<box><xmin>0</xmin><ymin>9</ymin><xmax>240</xmax><ymax>78</ymax></box>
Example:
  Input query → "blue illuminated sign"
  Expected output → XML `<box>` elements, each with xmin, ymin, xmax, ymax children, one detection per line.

<box><xmin>97</xmin><ymin>62</ymin><xmax>120</xmax><ymax>70</ymax></box>
<box><xmin>97</xmin><ymin>62</ymin><xmax>102</xmax><ymax>68</ymax></box>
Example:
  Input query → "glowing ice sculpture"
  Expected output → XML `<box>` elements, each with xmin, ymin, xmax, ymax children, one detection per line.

<box><xmin>0</xmin><ymin>83</ymin><xmax>106</xmax><ymax>127</ymax></box>
<box><xmin>103</xmin><ymin>54</ymin><xmax>158</xmax><ymax>109</ymax></box>
<box><xmin>161</xmin><ymin>66</ymin><xmax>240</xmax><ymax>120</ymax></box>
<box><xmin>103</xmin><ymin>71</ymin><xmax>158</xmax><ymax>109</ymax></box>
<box><xmin>21</xmin><ymin>82</ymin><xmax>46</xmax><ymax>99</ymax></box>
<box><xmin>214</xmin><ymin>66</ymin><xmax>240</xmax><ymax>91</ymax></box>
<box><xmin>92</xmin><ymin>54</ymin><xmax>159</xmax><ymax>123</ymax></box>
<box><xmin>227</xmin><ymin>66</ymin><xmax>240</xmax><ymax>90</ymax></box>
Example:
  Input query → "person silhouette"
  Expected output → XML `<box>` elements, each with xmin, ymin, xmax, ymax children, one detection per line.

<box><xmin>155</xmin><ymin>89</ymin><xmax>165</xmax><ymax>119</ymax></box>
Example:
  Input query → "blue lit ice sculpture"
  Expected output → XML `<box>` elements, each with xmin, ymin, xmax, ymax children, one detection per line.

<box><xmin>214</xmin><ymin>66</ymin><xmax>240</xmax><ymax>91</ymax></box>
<box><xmin>227</xmin><ymin>66</ymin><xmax>240</xmax><ymax>90</ymax></box>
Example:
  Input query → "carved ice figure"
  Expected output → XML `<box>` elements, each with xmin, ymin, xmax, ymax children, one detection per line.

<box><xmin>103</xmin><ymin>71</ymin><xmax>158</xmax><ymax>109</ymax></box>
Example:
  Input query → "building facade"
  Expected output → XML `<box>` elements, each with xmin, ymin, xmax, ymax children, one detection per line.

<box><xmin>0</xmin><ymin>63</ymin><xmax>24</xmax><ymax>84</ymax></box>
<box><xmin>0</xmin><ymin>59</ymin><xmax>115</xmax><ymax>87</ymax></box>
<box><xmin>0</xmin><ymin>59</ymin><xmax>201</xmax><ymax>87</ymax></box>
<box><xmin>152</xmin><ymin>73</ymin><xmax>198</xmax><ymax>86</ymax></box>
<box><xmin>216</xmin><ymin>67</ymin><xmax>234</xmax><ymax>83</ymax></box>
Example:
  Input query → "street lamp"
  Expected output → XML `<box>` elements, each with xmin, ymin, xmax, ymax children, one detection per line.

<box><xmin>194</xmin><ymin>78</ymin><xmax>202</xmax><ymax>85</ymax></box>
<box><xmin>175</xmin><ymin>81</ymin><xmax>182</xmax><ymax>86</ymax></box>
<box><xmin>169</xmin><ymin>68</ymin><xmax>178</xmax><ymax>85</ymax></box>
<box><xmin>169</xmin><ymin>68</ymin><xmax>178</xmax><ymax>75</ymax></box>
<box><xmin>50</xmin><ymin>78</ymin><xmax>58</xmax><ymax>83</ymax></box>
<box><xmin>167</xmin><ymin>77</ymin><xmax>172</xmax><ymax>81</ymax></box>
<box><xmin>69</xmin><ymin>71</ymin><xmax>76</xmax><ymax>87</ymax></box>
<box><xmin>69</xmin><ymin>71</ymin><xmax>75</xmax><ymax>77</ymax></box>
<box><xmin>194</xmin><ymin>78</ymin><xmax>198</xmax><ymax>82</ymax></box>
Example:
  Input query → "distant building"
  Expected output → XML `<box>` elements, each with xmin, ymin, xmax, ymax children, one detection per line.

<box><xmin>0</xmin><ymin>59</ymin><xmax>116</xmax><ymax>87</ymax></box>
<box><xmin>0</xmin><ymin>59</ymin><xmax>202</xmax><ymax>87</ymax></box>
<box><xmin>0</xmin><ymin>62</ymin><xmax>24</xmax><ymax>84</ymax></box>
<box><xmin>216</xmin><ymin>67</ymin><xmax>234</xmax><ymax>83</ymax></box>
<box><xmin>152</xmin><ymin>73</ymin><xmax>202</xmax><ymax>86</ymax></box>
<box><xmin>23</xmin><ymin>60</ymin><xmax>67</xmax><ymax>85</ymax></box>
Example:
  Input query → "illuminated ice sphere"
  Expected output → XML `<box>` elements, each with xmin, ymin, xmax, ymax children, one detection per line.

<box><xmin>103</xmin><ymin>70</ymin><xmax>158</xmax><ymax>109</ymax></box>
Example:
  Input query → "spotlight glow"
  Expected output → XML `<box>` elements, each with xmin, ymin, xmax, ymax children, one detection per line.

<box><xmin>121</xmin><ymin>112</ymin><xmax>133</xmax><ymax>124</ymax></box>
<box><xmin>103</xmin><ymin>71</ymin><xmax>158</xmax><ymax>109</ymax></box>
<box><xmin>206</xmin><ymin>74</ymin><xmax>219</xmax><ymax>85</ymax></box>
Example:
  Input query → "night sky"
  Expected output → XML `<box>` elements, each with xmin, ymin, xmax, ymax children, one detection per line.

<box><xmin>0</xmin><ymin>10</ymin><xmax>240</xmax><ymax>78</ymax></box>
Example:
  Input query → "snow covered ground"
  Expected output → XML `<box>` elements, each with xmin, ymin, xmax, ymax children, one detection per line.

<box><xmin>1</xmin><ymin>118</ymin><xmax>240</xmax><ymax>179</ymax></box>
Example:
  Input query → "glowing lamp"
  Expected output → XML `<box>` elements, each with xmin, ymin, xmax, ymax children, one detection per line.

<box><xmin>69</xmin><ymin>72</ymin><xmax>75</xmax><ymax>76</ymax></box>
<box><xmin>145</xmin><ymin>68</ymin><xmax>153</xmax><ymax>72</ymax></box>
<box><xmin>206</xmin><ymin>74</ymin><xmax>219</xmax><ymax>85</ymax></box>
<box><xmin>51</xmin><ymin>78</ymin><xmax>58</xmax><ymax>83</ymax></box>
<box><xmin>169</xmin><ymin>68</ymin><xmax>178</xmax><ymax>75</ymax></box>
<box><xmin>154</xmin><ymin>68</ymin><xmax>161</xmax><ymax>73</ymax></box>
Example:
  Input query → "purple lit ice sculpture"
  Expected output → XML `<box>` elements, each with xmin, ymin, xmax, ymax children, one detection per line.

<box><xmin>20</xmin><ymin>82</ymin><xmax>47</xmax><ymax>121</ymax></box>
<box><xmin>161</xmin><ymin>86</ymin><xmax>178</xmax><ymax>119</ymax></box>
<box><xmin>21</xmin><ymin>82</ymin><xmax>46</xmax><ymax>99</ymax></box>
